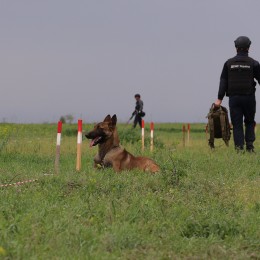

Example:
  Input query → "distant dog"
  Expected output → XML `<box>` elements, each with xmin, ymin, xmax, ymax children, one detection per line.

<box><xmin>85</xmin><ymin>114</ymin><xmax>160</xmax><ymax>173</ymax></box>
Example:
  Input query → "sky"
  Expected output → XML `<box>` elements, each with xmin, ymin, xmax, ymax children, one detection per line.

<box><xmin>1</xmin><ymin>0</ymin><xmax>260</xmax><ymax>123</ymax></box>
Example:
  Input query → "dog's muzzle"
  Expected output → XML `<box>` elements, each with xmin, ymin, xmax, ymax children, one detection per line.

<box><xmin>85</xmin><ymin>132</ymin><xmax>104</xmax><ymax>147</ymax></box>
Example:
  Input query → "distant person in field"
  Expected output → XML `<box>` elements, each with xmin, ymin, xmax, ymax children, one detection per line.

<box><xmin>215</xmin><ymin>36</ymin><xmax>260</xmax><ymax>152</ymax></box>
<box><xmin>132</xmin><ymin>94</ymin><xmax>145</xmax><ymax>128</ymax></box>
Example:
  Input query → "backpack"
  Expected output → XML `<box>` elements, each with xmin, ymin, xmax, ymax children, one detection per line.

<box><xmin>207</xmin><ymin>104</ymin><xmax>231</xmax><ymax>148</ymax></box>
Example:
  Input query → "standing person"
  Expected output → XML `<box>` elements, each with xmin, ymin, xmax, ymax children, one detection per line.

<box><xmin>215</xmin><ymin>36</ymin><xmax>260</xmax><ymax>152</ymax></box>
<box><xmin>132</xmin><ymin>94</ymin><xmax>144</xmax><ymax>128</ymax></box>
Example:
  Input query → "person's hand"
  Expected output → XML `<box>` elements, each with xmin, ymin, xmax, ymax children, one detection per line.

<box><xmin>214</xmin><ymin>99</ymin><xmax>222</xmax><ymax>107</ymax></box>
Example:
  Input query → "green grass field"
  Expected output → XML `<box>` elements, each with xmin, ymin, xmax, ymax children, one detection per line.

<box><xmin>0</xmin><ymin>123</ymin><xmax>259</xmax><ymax>259</ymax></box>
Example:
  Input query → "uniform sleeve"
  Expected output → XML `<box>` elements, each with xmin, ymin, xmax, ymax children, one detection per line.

<box><xmin>253</xmin><ymin>60</ymin><xmax>260</xmax><ymax>85</ymax></box>
<box><xmin>218</xmin><ymin>62</ymin><xmax>228</xmax><ymax>100</ymax></box>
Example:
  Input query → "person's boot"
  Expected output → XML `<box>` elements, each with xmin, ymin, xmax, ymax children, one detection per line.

<box><xmin>246</xmin><ymin>143</ymin><xmax>255</xmax><ymax>153</ymax></box>
<box><xmin>235</xmin><ymin>145</ymin><xmax>244</xmax><ymax>154</ymax></box>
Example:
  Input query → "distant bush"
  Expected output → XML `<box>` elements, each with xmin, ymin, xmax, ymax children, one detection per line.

<box><xmin>59</xmin><ymin>114</ymin><xmax>74</xmax><ymax>124</ymax></box>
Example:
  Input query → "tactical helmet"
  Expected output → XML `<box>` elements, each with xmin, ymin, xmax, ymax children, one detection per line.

<box><xmin>234</xmin><ymin>36</ymin><xmax>251</xmax><ymax>49</ymax></box>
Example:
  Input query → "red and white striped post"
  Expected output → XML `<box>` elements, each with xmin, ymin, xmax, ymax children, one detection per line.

<box><xmin>55</xmin><ymin>121</ymin><xmax>62</xmax><ymax>173</ymax></box>
<box><xmin>142</xmin><ymin>119</ymin><xmax>145</xmax><ymax>151</ymax></box>
<box><xmin>150</xmin><ymin>122</ymin><xmax>154</xmax><ymax>152</ymax></box>
<box><xmin>76</xmin><ymin>119</ymin><xmax>82</xmax><ymax>171</ymax></box>
<box><xmin>182</xmin><ymin>124</ymin><xmax>186</xmax><ymax>147</ymax></box>
<box><xmin>187</xmin><ymin>123</ymin><xmax>190</xmax><ymax>145</ymax></box>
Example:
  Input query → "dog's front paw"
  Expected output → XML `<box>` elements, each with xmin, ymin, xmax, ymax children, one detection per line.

<box><xmin>96</xmin><ymin>163</ymin><xmax>103</xmax><ymax>169</ymax></box>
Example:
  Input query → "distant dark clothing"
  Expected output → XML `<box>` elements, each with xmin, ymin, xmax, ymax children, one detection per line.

<box><xmin>218</xmin><ymin>51</ymin><xmax>260</xmax><ymax>150</ymax></box>
<box><xmin>135</xmin><ymin>99</ymin><xmax>143</xmax><ymax>112</ymax></box>
<box><xmin>133</xmin><ymin>113</ymin><xmax>142</xmax><ymax>128</ymax></box>
<box><xmin>133</xmin><ymin>99</ymin><xmax>143</xmax><ymax>128</ymax></box>
<box><xmin>218</xmin><ymin>52</ymin><xmax>260</xmax><ymax>100</ymax></box>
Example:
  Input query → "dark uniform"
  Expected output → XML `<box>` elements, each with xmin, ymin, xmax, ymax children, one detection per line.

<box><xmin>133</xmin><ymin>94</ymin><xmax>144</xmax><ymax>128</ymax></box>
<box><xmin>217</xmin><ymin>36</ymin><xmax>260</xmax><ymax>151</ymax></box>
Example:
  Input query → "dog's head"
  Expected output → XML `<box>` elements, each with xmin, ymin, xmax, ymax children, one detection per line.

<box><xmin>85</xmin><ymin>114</ymin><xmax>117</xmax><ymax>147</ymax></box>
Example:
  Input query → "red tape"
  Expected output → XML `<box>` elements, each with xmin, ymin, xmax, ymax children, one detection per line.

<box><xmin>57</xmin><ymin>121</ymin><xmax>62</xmax><ymax>133</ymax></box>
<box><xmin>150</xmin><ymin>122</ymin><xmax>154</xmax><ymax>131</ymax></box>
<box><xmin>142</xmin><ymin>120</ymin><xmax>145</xmax><ymax>128</ymax></box>
<box><xmin>78</xmin><ymin>119</ymin><xmax>82</xmax><ymax>132</ymax></box>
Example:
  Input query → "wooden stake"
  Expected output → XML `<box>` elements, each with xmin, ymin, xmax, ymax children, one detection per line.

<box><xmin>142</xmin><ymin>120</ymin><xmax>145</xmax><ymax>151</ymax></box>
<box><xmin>150</xmin><ymin>122</ymin><xmax>154</xmax><ymax>152</ymax></box>
<box><xmin>187</xmin><ymin>123</ymin><xmax>190</xmax><ymax>145</ymax></box>
<box><xmin>182</xmin><ymin>124</ymin><xmax>186</xmax><ymax>147</ymax></box>
<box><xmin>55</xmin><ymin>121</ymin><xmax>62</xmax><ymax>174</ymax></box>
<box><xmin>76</xmin><ymin>119</ymin><xmax>82</xmax><ymax>171</ymax></box>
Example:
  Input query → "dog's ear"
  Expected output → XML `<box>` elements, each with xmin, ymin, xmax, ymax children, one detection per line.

<box><xmin>103</xmin><ymin>115</ymin><xmax>111</xmax><ymax>122</ymax></box>
<box><xmin>111</xmin><ymin>114</ymin><xmax>117</xmax><ymax>127</ymax></box>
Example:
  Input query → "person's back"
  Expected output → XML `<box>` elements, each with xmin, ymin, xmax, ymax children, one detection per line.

<box><xmin>215</xmin><ymin>36</ymin><xmax>260</xmax><ymax>152</ymax></box>
<box><xmin>226</xmin><ymin>55</ymin><xmax>256</xmax><ymax>96</ymax></box>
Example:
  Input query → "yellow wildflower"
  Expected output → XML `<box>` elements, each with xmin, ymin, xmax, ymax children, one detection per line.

<box><xmin>0</xmin><ymin>246</ymin><xmax>6</xmax><ymax>256</ymax></box>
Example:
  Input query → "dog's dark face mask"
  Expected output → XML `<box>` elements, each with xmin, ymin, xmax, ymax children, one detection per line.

<box><xmin>85</xmin><ymin>114</ymin><xmax>117</xmax><ymax>147</ymax></box>
<box><xmin>85</xmin><ymin>126</ymin><xmax>108</xmax><ymax>147</ymax></box>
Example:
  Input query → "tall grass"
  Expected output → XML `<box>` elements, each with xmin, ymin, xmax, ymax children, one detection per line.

<box><xmin>0</xmin><ymin>123</ymin><xmax>259</xmax><ymax>259</ymax></box>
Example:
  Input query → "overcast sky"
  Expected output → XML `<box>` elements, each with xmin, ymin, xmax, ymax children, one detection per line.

<box><xmin>1</xmin><ymin>0</ymin><xmax>260</xmax><ymax>123</ymax></box>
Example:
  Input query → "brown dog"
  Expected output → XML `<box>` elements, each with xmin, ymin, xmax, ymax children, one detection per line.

<box><xmin>85</xmin><ymin>114</ymin><xmax>160</xmax><ymax>173</ymax></box>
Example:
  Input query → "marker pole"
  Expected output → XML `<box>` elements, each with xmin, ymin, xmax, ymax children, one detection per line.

<box><xmin>150</xmin><ymin>122</ymin><xmax>154</xmax><ymax>152</ymax></box>
<box><xmin>182</xmin><ymin>124</ymin><xmax>186</xmax><ymax>147</ymax></box>
<box><xmin>76</xmin><ymin>119</ymin><xmax>82</xmax><ymax>171</ymax></box>
<box><xmin>55</xmin><ymin>121</ymin><xmax>62</xmax><ymax>173</ymax></box>
<box><xmin>142</xmin><ymin>120</ymin><xmax>145</xmax><ymax>151</ymax></box>
<box><xmin>187</xmin><ymin>123</ymin><xmax>190</xmax><ymax>145</ymax></box>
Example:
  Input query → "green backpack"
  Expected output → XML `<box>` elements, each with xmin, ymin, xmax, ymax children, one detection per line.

<box><xmin>207</xmin><ymin>104</ymin><xmax>231</xmax><ymax>148</ymax></box>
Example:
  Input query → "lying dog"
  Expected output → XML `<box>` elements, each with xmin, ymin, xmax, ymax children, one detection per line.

<box><xmin>85</xmin><ymin>114</ymin><xmax>160</xmax><ymax>173</ymax></box>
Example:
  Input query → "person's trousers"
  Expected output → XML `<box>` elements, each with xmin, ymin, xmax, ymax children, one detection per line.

<box><xmin>229</xmin><ymin>95</ymin><xmax>256</xmax><ymax>149</ymax></box>
<box><xmin>133</xmin><ymin>114</ymin><xmax>142</xmax><ymax>128</ymax></box>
